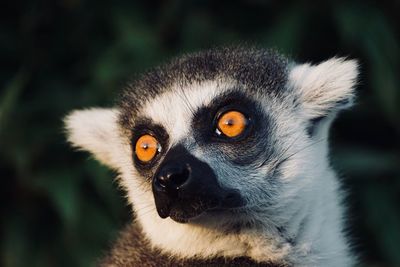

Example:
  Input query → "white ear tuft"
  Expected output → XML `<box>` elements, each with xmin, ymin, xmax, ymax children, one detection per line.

<box><xmin>289</xmin><ymin>57</ymin><xmax>359</xmax><ymax>118</ymax></box>
<box><xmin>64</xmin><ymin>108</ymin><xmax>122</xmax><ymax>170</ymax></box>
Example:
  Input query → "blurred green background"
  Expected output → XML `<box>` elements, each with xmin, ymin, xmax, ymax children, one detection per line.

<box><xmin>0</xmin><ymin>1</ymin><xmax>399</xmax><ymax>266</ymax></box>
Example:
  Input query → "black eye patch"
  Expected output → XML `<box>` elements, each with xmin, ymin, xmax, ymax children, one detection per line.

<box><xmin>191</xmin><ymin>90</ymin><xmax>273</xmax><ymax>166</ymax></box>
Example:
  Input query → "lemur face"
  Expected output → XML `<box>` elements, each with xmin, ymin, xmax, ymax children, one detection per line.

<box><xmin>128</xmin><ymin>87</ymin><xmax>278</xmax><ymax>223</ymax></box>
<box><xmin>66</xmin><ymin>47</ymin><xmax>357</xmax><ymax>228</ymax></box>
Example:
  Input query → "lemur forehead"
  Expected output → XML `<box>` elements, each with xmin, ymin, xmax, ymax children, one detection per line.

<box><xmin>142</xmin><ymin>80</ymin><xmax>233</xmax><ymax>143</ymax></box>
<box><xmin>118</xmin><ymin>46</ymin><xmax>289</xmax><ymax>131</ymax></box>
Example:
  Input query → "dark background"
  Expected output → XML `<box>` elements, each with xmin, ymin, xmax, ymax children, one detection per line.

<box><xmin>1</xmin><ymin>1</ymin><xmax>399</xmax><ymax>266</ymax></box>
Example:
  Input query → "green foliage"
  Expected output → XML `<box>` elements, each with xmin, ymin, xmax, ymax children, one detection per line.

<box><xmin>0</xmin><ymin>1</ymin><xmax>399</xmax><ymax>266</ymax></box>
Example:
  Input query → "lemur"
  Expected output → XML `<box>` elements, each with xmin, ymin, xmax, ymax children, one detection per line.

<box><xmin>65</xmin><ymin>47</ymin><xmax>358</xmax><ymax>267</ymax></box>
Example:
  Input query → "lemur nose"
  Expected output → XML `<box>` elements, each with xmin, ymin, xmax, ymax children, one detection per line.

<box><xmin>155</xmin><ymin>162</ymin><xmax>190</xmax><ymax>192</ymax></box>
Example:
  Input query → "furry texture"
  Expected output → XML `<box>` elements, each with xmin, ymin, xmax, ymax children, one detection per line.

<box><xmin>100</xmin><ymin>219</ymin><xmax>285</xmax><ymax>267</ymax></box>
<box><xmin>65</xmin><ymin>47</ymin><xmax>358</xmax><ymax>267</ymax></box>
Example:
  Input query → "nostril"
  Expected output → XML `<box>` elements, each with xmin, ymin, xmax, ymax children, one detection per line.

<box><xmin>168</xmin><ymin>167</ymin><xmax>190</xmax><ymax>188</ymax></box>
<box><xmin>157</xmin><ymin>174</ymin><xmax>168</xmax><ymax>188</ymax></box>
<box><xmin>156</xmin><ymin>164</ymin><xmax>191</xmax><ymax>190</ymax></box>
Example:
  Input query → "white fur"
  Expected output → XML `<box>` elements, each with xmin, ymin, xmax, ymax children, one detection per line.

<box><xmin>65</xmin><ymin>58</ymin><xmax>358</xmax><ymax>266</ymax></box>
<box><xmin>143</xmin><ymin>79</ymin><xmax>234</xmax><ymax>144</ymax></box>
<box><xmin>289</xmin><ymin>57</ymin><xmax>358</xmax><ymax>119</ymax></box>
<box><xmin>64</xmin><ymin>108</ymin><xmax>124</xmax><ymax>170</ymax></box>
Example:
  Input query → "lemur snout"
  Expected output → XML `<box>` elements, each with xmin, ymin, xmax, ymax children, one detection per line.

<box><xmin>152</xmin><ymin>145</ymin><xmax>244</xmax><ymax>223</ymax></box>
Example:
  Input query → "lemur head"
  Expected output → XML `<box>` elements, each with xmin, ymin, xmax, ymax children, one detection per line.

<box><xmin>65</xmin><ymin>47</ymin><xmax>357</xmax><ymax>239</ymax></box>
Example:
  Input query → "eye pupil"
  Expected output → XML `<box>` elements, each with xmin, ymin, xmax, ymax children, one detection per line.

<box><xmin>225</xmin><ymin>119</ymin><xmax>234</xmax><ymax>126</ymax></box>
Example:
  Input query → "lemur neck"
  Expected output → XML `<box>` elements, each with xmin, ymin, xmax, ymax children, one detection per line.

<box><xmin>274</xmin><ymin>169</ymin><xmax>354</xmax><ymax>266</ymax></box>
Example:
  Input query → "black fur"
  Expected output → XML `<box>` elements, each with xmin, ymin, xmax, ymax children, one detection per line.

<box><xmin>306</xmin><ymin>116</ymin><xmax>325</xmax><ymax>136</ymax></box>
<box><xmin>192</xmin><ymin>90</ymin><xmax>275</xmax><ymax>167</ymax></box>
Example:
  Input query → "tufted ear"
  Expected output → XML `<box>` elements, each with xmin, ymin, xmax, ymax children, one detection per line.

<box><xmin>64</xmin><ymin>108</ymin><xmax>123</xmax><ymax>170</ymax></box>
<box><xmin>289</xmin><ymin>57</ymin><xmax>359</xmax><ymax>119</ymax></box>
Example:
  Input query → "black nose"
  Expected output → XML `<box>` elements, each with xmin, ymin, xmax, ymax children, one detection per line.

<box><xmin>152</xmin><ymin>145</ymin><xmax>244</xmax><ymax>222</ymax></box>
<box><xmin>155</xmin><ymin>162</ymin><xmax>190</xmax><ymax>193</ymax></box>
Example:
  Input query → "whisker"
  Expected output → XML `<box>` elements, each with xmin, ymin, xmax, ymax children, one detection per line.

<box><xmin>178</xmin><ymin>87</ymin><xmax>196</xmax><ymax>116</ymax></box>
<box><xmin>271</xmin><ymin>138</ymin><xmax>326</xmax><ymax>172</ymax></box>
<box><xmin>139</xmin><ymin>207</ymin><xmax>157</xmax><ymax>217</ymax></box>
<box><xmin>135</xmin><ymin>203</ymin><xmax>156</xmax><ymax>213</ymax></box>
<box><xmin>257</xmin><ymin>132</ymin><xmax>303</xmax><ymax>169</ymax></box>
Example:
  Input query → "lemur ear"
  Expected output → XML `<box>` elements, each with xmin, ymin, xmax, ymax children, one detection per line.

<box><xmin>64</xmin><ymin>108</ymin><xmax>122</xmax><ymax>170</ymax></box>
<box><xmin>289</xmin><ymin>58</ymin><xmax>359</xmax><ymax>119</ymax></box>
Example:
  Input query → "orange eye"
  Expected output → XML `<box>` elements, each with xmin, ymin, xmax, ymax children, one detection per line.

<box><xmin>217</xmin><ymin>110</ymin><xmax>247</xmax><ymax>138</ymax></box>
<box><xmin>135</xmin><ymin>135</ymin><xmax>161</xmax><ymax>162</ymax></box>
